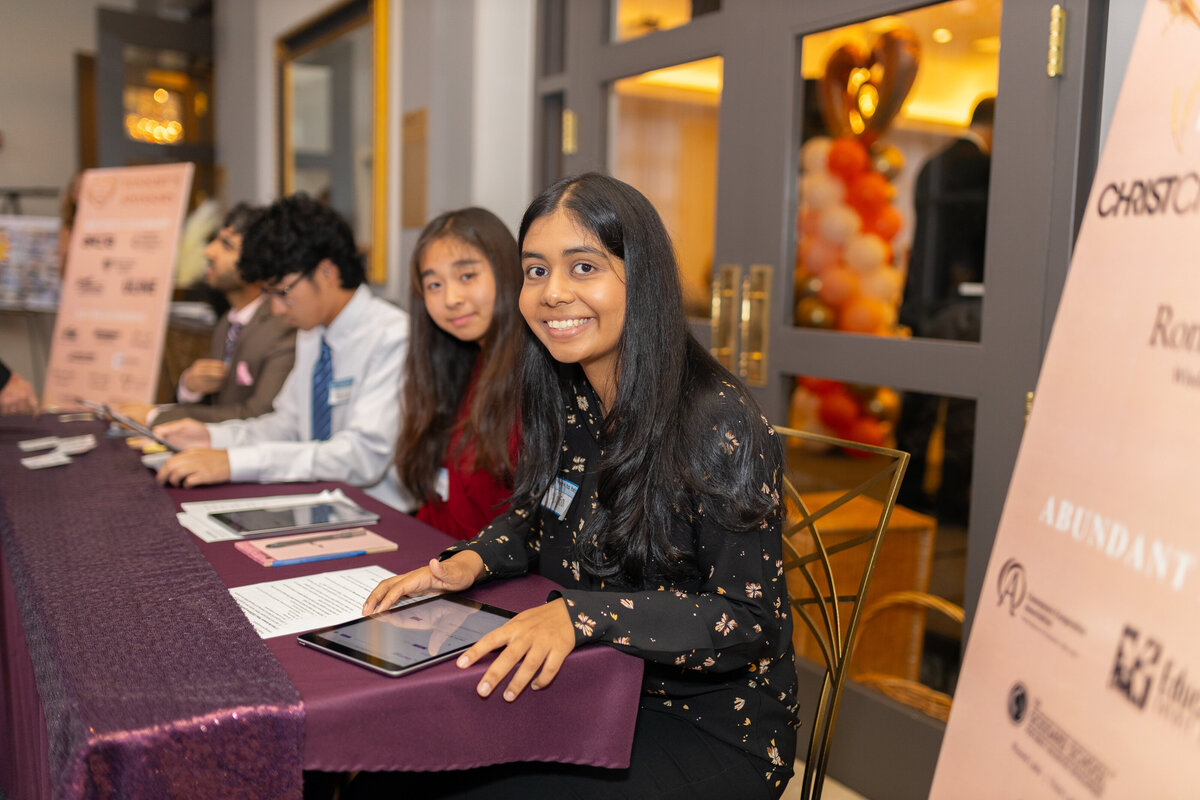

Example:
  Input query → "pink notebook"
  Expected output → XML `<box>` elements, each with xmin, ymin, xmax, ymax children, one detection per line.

<box><xmin>234</xmin><ymin>527</ymin><xmax>397</xmax><ymax>567</ymax></box>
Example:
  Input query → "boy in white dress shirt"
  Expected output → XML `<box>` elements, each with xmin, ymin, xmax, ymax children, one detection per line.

<box><xmin>155</xmin><ymin>193</ymin><xmax>414</xmax><ymax>511</ymax></box>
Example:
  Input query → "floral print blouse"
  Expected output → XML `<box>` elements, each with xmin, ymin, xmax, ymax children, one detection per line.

<box><xmin>443</xmin><ymin>377</ymin><xmax>800</xmax><ymax>796</ymax></box>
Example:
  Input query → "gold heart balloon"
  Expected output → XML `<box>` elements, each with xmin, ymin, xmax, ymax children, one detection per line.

<box><xmin>818</xmin><ymin>27</ymin><xmax>921</xmax><ymax>145</ymax></box>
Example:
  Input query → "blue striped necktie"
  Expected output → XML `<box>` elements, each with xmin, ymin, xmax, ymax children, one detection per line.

<box><xmin>222</xmin><ymin>320</ymin><xmax>243</xmax><ymax>364</ymax></box>
<box><xmin>311</xmin><ymin>337</ymin><xmax>332</xmax><ymax>441</ymax></box>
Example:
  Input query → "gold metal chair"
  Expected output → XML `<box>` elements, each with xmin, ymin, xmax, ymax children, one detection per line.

<box><xmin>773</xmin><ymin>425</ymin><xmax>909</xmax><ymax>800</ymax></box>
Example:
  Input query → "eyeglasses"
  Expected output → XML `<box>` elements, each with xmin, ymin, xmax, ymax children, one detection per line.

<box><xmin>262</xmin><ymin>272</ymin><xmax>308</xmax><ymax>304</ymax></box>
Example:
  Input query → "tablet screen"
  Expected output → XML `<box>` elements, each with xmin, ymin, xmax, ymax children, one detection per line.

<box><xmin>210</xmin><ymin>501</ymin><xmax>377</xmax><ymax>536</ymax></box>
<box><xmin>298</xmin><ymin>595</ymin><xmax>515</xmax><ymax>677</ymax></box>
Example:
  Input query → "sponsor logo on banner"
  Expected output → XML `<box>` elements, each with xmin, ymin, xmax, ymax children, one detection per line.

<box><xmin>121</xmin><ymin>278</ymin><xmax>156</xmax><ymax>295</ymax></box>
<box><xmin>129</xmin><ymin>231</ymin><xmax>163</xmax><ymax>250</ymax></box>
<box><xmin>102</xmin><ymin>257</ymin><xmax>135</xmax><ymax>272</ymax></box>
<box><xmin>1110</xmin><ymin>625</ymin><xmax>1200</xmax><ymax>736</ymax></box>
<box><xmin>1008</xmin><ymin>682</ymin><xmax>1029</xmax><ymax>725</ymax></box>
<box><xmin>66</xmin><ymin>351</ymin><xmax>95</xmax><ymax>364</ymax></box>
<box><xmin>93</xmin><ymin>328</ymin><xmax>120</xmax><ymax>342</ymax></box>
<box><xmin>62</xmin><ymin>327</ymin><xmax>78</xmax><ymax>341</ymax></box>
<box><xmin>1110</xmin><ymin>625</ymin><xmax>1161</xmax><ymax>710</ymax></box>
<box><xmin>74</xmin><ymin>276</ymin><xmax>103</xmax><ymax>295</ymax></box>
<box><xmin>998</xmin><ymin>559</ymin><xmax>1027</xmax><ymax>615</ymax></box>
<box><xmin>81</xmin><ymin>234</ymin><xmax>114</xmax><ymax>249</ymax></box>
<box><xmin>994</xmin><ymin>555</ymin><xmax>1086</xmax><ymax>656</ymax></box>
<box><xmin>84</xmin><ymin>176</ymin><xmax>118</xmax><ymax>207</ymax></box>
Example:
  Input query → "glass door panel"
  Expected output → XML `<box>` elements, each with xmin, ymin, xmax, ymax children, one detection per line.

<box><xmin>609</xmin><ymin>0</ymin><xmax>720</xmax><ymax>43</ymax></box>
<box><xmin>787</xmin><ymin>372</ymin><xmax>973</xmax><ymax>718</ymax></box>
<box><xmin>794</xmin><ymin>0</ymin><xmax>1001</xmax><ymax>343</ymax></box>
<box><xmin>609</xmin><ymin>57</ymin><xmax>722</xmax><ymax>318</ymax></box>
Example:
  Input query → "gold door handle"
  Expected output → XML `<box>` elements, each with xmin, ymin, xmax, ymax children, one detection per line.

<box><xmin>740</xmin><ymin>264</ymin><xmax>772</xmax><ymax>387</ymax></box>
<box><xmin>711</xmin><ymin>264</ymin><xmax>741</xmax><ymax>370</ymax></box>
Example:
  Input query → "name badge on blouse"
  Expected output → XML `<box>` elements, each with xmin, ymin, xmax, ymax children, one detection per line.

<box><xmin>542</xmin><ymin>476</ymin><xmax>579</xmax><ymax>520</ymax></box>
<box><xmin>434</xmin><ymin>468</ymin><xmax>450</xmax><ymax>502</ymax></box>
<box><xmin>328</xmin><ymin>377</ymin><xmax>353</xmax><ymax>406</ymax></box>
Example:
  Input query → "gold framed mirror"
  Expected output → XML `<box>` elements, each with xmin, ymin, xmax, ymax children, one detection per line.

<box><xmin>277</xmin><ymin>0</ymin><xmax>388</xmax><ymax>283</ymax></box>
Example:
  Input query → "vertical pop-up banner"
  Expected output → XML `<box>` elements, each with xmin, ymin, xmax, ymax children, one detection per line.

<box><xmin>42</xmin><ymin>163</ymin><xmax>193</xmax><ymax>408</ymax></box>
<box><xmin>931</xmin><ymin>4</ymin><xmax>1200</xmax><ymax>798</ymax></box>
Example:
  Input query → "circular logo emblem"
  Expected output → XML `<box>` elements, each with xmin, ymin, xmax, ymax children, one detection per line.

<box><xmin>1008</xmin><ymin>682</ymin><xmax>1028</xmax><ymax>725</ymax></box>
<box><xmin>997</xmin><ymin>558</ymin><xmax>1027</xmax><ymax>615</ymax></box>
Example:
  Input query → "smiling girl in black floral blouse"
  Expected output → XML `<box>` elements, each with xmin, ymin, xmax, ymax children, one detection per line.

<box><xmin>363</xmin><ymin>173</ymin><xmax>799</xmax><ymax>800</ymax></box>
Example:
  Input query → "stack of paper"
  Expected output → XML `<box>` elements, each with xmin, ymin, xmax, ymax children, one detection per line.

<box><xmin>176</xmin><ymin>488</ymin><xmax>357</xmax><ymax>543</ymax></box>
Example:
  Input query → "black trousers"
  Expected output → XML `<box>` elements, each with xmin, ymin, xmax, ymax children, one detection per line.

<box><xmin>345</xmin><ymin>709</ymin><xmax>778</xmax><ymax>800</ymax></box>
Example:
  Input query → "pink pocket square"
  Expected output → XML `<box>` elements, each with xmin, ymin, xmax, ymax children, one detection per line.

<box><xmin>236</xmin><ymin>361</ymin><xmax>253</xmax><ymax>386</ymax></box>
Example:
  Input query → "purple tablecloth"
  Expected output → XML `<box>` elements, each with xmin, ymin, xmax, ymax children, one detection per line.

<box><xmin>0</xmin><ymin>415</ymin><xmax>643</xmax><ymax>799</ymax></box>
<box><xmin>175</xmin><ymin>482</ymin><xmax>644</xmax><ymax>772</ymax></box>
<box><xmin>0</xmin><ymin>416</ymin><xmax>303</xmax><ymax>799</ymax></box>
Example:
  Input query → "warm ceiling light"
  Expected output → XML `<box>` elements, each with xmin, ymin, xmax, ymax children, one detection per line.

<box><xmin>153</xmin><ymin>88</ymin><xmax>169</xmax><ymax>103</ymax></box>
<box><xmin>972</xmin><ymin>35</ymin><xmax>1001</xmax><ymax>54</ymax></box>
<box><xmin>932</xmin><ymin>28</ymin><xmax>953</xmax><ymax>44</ymax></box>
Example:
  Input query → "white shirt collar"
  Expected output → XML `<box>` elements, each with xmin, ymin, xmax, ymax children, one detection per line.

<box><xmin>227</xmin><ymin>294</ymin><xmax>265</xmax><ymax>326</ymax></box>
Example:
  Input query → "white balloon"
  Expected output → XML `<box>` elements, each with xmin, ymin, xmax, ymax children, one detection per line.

<box><xmin>800</xmin><ymin>171</ymin><xmax>844</xmax><ymax>210</ymax></box>
<box><xmin>844</xmin><ymin>233</ymin><xmax>889</xmax><ymax>274</ymax></box>
<box><xmin>801</xmin><ymin>136</ymin><xmax>835</xmax><ymax>174</ymax></box>
<box><xmin>859</xmin><ymin>267</ymin><xmax>903</xmax><ymax>304</ymax></box>
<box><xmin>817</xmin><ymin>204</ymin><xmax>861</xmax><ymax>245</ymax></box>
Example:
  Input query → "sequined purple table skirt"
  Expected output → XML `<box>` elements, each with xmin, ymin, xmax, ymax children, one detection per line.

<box><xmin>0</xmin><ymin>417</ymin><xmax>304</xmax><ymax>800</ymax></box>
<box><xmin>179</xmin><ymin>482</ymin><xmax>644</xmax><ymax>773</ymax></box>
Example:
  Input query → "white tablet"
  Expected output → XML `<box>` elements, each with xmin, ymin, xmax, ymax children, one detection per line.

<box><xmin>297</xmin><ymin>595</ymin><xmax>515</xmax><ymax>677</ymax></box>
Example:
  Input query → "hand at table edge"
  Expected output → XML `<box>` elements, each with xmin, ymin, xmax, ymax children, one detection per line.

<box><xmin>456</xmin><ymin>597</ymin><xmax>575</xmax><ymax>703</ymax></box>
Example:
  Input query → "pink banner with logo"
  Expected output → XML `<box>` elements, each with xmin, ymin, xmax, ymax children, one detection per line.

<box><xmin>931</xmin><ymin>4</ymin><xmax>1200</xmax><ymax>798</ymax></box>
<box><xmin>42</xmin><ymin>163</ymin><xmax>193</xmax><ymax>408</ymax></box>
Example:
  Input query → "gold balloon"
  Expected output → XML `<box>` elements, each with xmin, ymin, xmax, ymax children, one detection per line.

<box><xmin>869</xmin><ymin>142</ymin><xmax>904</xmax><ymax>181</ymax></box>
<box><xmin>818</xmin><ymin>27</ymin><xmax>921</xmax><ymax>145</ymax></box>
<box><xmin>796</xmin><ymin>296</ymin><xmax>835</xmax><ymax>329</ymax></box>
<box><xmin>866</xmin><ymin>386</ymin><xmax>901</xmax><ymax>422</ymax></box>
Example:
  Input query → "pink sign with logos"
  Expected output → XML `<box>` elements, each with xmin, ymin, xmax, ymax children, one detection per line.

<box><xmin>43</xmin><ymin>163</ymin><xmax>193</xmax><ymax>408</ymax></box>
<box><xmin>931</xmin><ymin>4</ymin><xmax>1200</xmax><ymax>798</ymax></box>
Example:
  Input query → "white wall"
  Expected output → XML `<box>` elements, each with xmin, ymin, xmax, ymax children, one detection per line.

<box><xmin>0</xmin><ymin>0</ymin><xmax>135</xmax><ymax>217</ymax></box>
<box><xmin>472</xmin><ymin>0</ymin><xmax>535</xmax><ymax>235</ymax></box>
<box><xmin>1099</xmin><ymin>0</ymin><xmax>1146</xmax><ymax>152</ymax></box>
<box><xmin>213</xmin><ymin>0</ymin><xmax>534</xmax><ymax>303</ymax></box>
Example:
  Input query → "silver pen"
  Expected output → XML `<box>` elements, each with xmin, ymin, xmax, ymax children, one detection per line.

<box><xmin>264</xmin><ymin>529</ymin><xmax>366</xmax><ymax>548</ymax></box>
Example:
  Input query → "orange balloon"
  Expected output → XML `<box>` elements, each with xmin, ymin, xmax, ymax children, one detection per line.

<box><xmin>817</xmin><ymin>265</ymin><xmax>859</xmax><ymax>308</ymax></box>
<box><xmin>799</xmin><ymin>208</ymin><xmax>822</xmax><ymax>237</ymax></box>
<box><xmin>800</xmin><ymin>376</ymin><xmax>842</xmax><ymax>395</ymax></box>
<box><xmin>847</xmin><ymin>171</ymin><xmax>893</xmax><ymax>211</ymax></box>
<box><xmin>827</xmin><ymin>138</ymin><xmax>869</xmax><ymax>181</ymax></box>
<box><xmin>817</xmin><ymin>388</ymin><xmax>860</xmax><ymax>433</ymax></box>
<box><xmin>837</xmin><ymin>296</ymin><xmax>892</xmax><ymax>334</ymax></box>
<box><xmin>864</xmin><ymin>204</ymin><xmax>902</xmax><ymax>241</ymax></box>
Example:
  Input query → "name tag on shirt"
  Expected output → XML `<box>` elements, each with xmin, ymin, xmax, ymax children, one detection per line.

<box><xmin>434</xmin><ymin>468</ymin><xmax>450</xmax><ymax>502</ymax></box>
<box><xmin>328</xmin><ymin>377</ymin><xmax>353</xmax><ymax>406</ymax></box>
<box><xmin>542</xmin><ymin>476</ymin><xmax>579</xmax><ymax>520</ymax></box>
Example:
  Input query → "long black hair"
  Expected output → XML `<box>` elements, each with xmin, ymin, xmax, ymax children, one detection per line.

<box><xmin>515</xmin><ymin>173</ymin><xmax>782</xmax><ymax>584</ymax></box>
<box><xmin>398</xmin><ymin>207</ymin><xmax>523</xmax><ymax>502</ymax></box>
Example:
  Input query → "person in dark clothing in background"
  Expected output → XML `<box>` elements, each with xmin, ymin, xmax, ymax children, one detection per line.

<box><xmin>896</xmin><ymin>96</ymin><xmax>995</xmax><ymax>525</ymax></box>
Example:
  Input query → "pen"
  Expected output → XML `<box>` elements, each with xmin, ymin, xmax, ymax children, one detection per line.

<box><xmin>270</xmin><ymin>550</ymin><xmax>368</xmax><ymax>567</ymax></box>
<box><xmin>265</xmin><ymin>530</ymin><xmax>367</xmax><ymax>548</ymax></box>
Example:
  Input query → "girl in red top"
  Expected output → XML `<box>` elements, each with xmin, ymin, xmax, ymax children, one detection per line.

<box><xmin>397</xmin><ymin>208</ymin><xmax>522</xmax><ymax>539</ymax></box>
